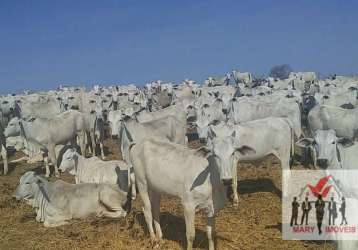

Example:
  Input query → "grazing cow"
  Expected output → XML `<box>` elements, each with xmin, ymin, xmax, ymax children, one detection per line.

<box><xmin>228</xmin><ymin>96</ymin><xmax>302</xmax><ymax>138</ymax></box>
<box><xmin>58</xmin><ymin>146</ymin><xmax>135</xmax><ymax>199</ymax></box>
<box><xmin>13</xmin><ymin>171</ymin><xmax>128</xmax><ymax>227</ymax></box>
<box><xmin>296</xmin><ymin>129</ymin><xmax>358</xmax><ymax>169</ymax></box>
<box><xmin>232</xmin><ymin>70</ymin><xmax>252</xmax><ymax>86</ymax></box>
<box><xmin>4</xmin><ymin>110</ymin><xmax>86</xmax><ymax>177</ymax></box>
<box><xmin>207</xmin><ymin>118</ymin><xmax>294</xmax><ymax>205</ymax></box>
<box><xmin>308</xmin><ymin>105</ymin><xmax>358</xmax><ymax>140</ymax></box>
<box><xmin>0</xmin><ymin>125</ymin><xmax>8</xmax><ymax>175</ymax></box>
<box><xmin>129</xmin><ymin>139</ymin><xmax>254</xmax><ymax>250</ymax></box>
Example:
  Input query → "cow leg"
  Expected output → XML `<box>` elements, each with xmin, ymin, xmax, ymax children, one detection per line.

<box><xmin>90</xmin><ymin>132</ymin><xmax>96</xmax><ymax>157</ymax></box>
<box><xmin>77</xmin><ymin>131</ymin><xmax>86</xmax><ymax>156</ymax></box>
<box><xmin>150</xmin><ymin>191</ymin><xmax>162</xmax><ymax>239</ymax></box>
<box><xmin>130</xmin><ymin>171</ymin><xmax>137</xmax><ymax>200</ymax></box>
<box><xmin>183</xmin><ymin>203</ymin><xmax>195</xmax><ymax>250</ymax></box>
<box><xmin>99</xmin><ymin>140</ymin><xmax>105</xmax><ymax>160</ymax></box>
<box><xmin>1</xmin><ymin>145</ymin><xmax>8</xmax><ymax>175</ymax></box>
<box><xmin>48</xmin><ymin>145</ymin><xmax>59</xmax><ymax>177</ymax></box>
<box><xmin>232</xmin><ymin>164</ymin><xmax>239</xmax><ymax>207</ymax></box>
<box><xmin>138</xmin><ymin>185</ymin><xmax>155</xmax><ymax>239</ymax></box>
<box><xmin>98</xmin><ymin>187</ymin><xmax>127</xmax><ymax>218</ymax></box>
<box><xmin>206</xmin><ymin>216</ymin><xmax>215</xmax><ymax>250</ymax></box>
<box><xmin>43</xmin><ymin>153</ymin><xmax>50</xmax><ymax>178</ymax></box>
<box><xmin>275</xmin><ymin>150</ymin><xmax>291</xmax><ymax>196</ymax></box>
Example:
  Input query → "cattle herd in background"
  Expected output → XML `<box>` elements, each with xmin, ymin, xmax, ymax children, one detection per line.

<box><xmin>1</xmin><ymin>70</ymin><xmax>358</xmax><ymax>250</ymax></box>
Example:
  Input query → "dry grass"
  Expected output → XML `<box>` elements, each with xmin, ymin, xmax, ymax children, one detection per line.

<box><xmin>0</xmin><ymin>139</ymin><xmax>335</xmax><ymax>250</ymax></box>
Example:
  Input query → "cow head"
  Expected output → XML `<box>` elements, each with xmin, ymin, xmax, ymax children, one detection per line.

<box><xmin>58</xmin><ymin>148</ymin><xmax>78</xmax><ymax>174</ymax></box>
<box><xmin>0</xmin><ymin>97</ymin><xmax>16</xmax><ymax>116</ymax></box>
<box><xmin>13</xmin><ymin>171</ymin><xmax>44</xmax><ymax>202</ymax></box>
<box><xmin>296</xmin><ymin>129</ymin><xmax>353</xmax><ymax>169</ymax></box>
<box><xmin>4</xmin><ymin>117</ymin><xmax>21</xmax><ymax>137</ymax></box>
<box><xmin>208</xmin><ymin>131</ymin><xmax>255</xmax><ymax>181</ymax></box>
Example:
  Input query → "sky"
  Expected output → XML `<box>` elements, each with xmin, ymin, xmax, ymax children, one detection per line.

<box><xmin>0</xmin><ymin>0</ymin><xmax>357</xmax><ymax>94</ymax></box>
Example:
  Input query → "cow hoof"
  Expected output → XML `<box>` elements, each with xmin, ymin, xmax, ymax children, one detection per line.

<box><xmin>233</xmin><ymin>202</ymin><xmax>239</xmax><ymax>208</ymax></box>
<box><xmin>45</xmin><ymin>174</ymin><xmax>50</xmax><ymax>178</ymax></box>
<box><xmin>149</xmin><ymin>238</ymin><xmax>161</xmax><ymax>248</ymax></box>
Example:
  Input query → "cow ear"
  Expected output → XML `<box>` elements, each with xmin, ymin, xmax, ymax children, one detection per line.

<box><xmin>338</xmin><ymin>138</ymin><xmax>354</xmax><ymax>148</ymax></box>
<box><xmin>295</xmin><ymin>138</ymin><xmax>314</xmax><ymax>147</ymax></box>
<box><xmin>235</xmin><ymin>145</ymin><xmax>255</xmax><ymax>156</ymax></box>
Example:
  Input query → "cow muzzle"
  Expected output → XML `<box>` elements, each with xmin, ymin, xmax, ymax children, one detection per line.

<box><xmin>317</xmin><ymin>159</ymin><xmax>328</xmax><ymax>169</ymax></box>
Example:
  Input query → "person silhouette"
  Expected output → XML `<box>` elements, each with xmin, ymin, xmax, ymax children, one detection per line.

<box><xmin>301</xmin><ymin>196</ymin><xmax>311</xmax><ymax>225</ymax></box>
<box><xmin>315</xmin><ymin>194</ymin><xmax>325</xmax><ymax>234</ymax></box>
<box><xmin>340</xmin><ymin>197</ymin><xmax>348</xmax><ymax>225</ymax></box>
<box><xmin>328</xmin><ymin>197</ymin><xmax>337</xmax><ymax>225</ymax></box>
<box><xmin>290</xmin><ymin>197</ymin><xmax>299</xmax><ymax>226</ymax></box>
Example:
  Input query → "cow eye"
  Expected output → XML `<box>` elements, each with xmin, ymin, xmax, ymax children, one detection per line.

<box><xmin>103</xmin><ymin>100</ymin><xmax>108</xmax><ymax>103</ymax></box>
<box><xmin>332</xmin><ymin>141</ymin><xmax>336</xmax><ymax>144</ymax></box>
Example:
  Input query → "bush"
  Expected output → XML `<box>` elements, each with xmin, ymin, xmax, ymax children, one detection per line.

<box><xmin>269</xmin><ymin>64</ymin><xmax>293</xmax><ymax>80</ymax></box>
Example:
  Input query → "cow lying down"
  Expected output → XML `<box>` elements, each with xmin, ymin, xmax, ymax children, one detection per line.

<box><xmin>58</xmin><ymin>146</ymin><xmax>136</xmax><ymax>199</ymax></box>
<box><xmin>13</xmin><ymin>171</ymin><xmax>128</xmax><ymax>227</ymax></box>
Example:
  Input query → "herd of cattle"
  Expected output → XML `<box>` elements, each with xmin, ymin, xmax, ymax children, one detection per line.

<box><xmin>1</xmin><ymin>70</ymin><xmax>358</xmax><ymax>250</ymax></box>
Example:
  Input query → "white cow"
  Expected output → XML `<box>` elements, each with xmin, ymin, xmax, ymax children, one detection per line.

<box><xmin>0</xmin><ymin>127</ymin><xmax>7</xmax><ymax>175</ymax></box>
<box><xmin>289</xmin><ymin>72</ymin><xmax>316</xmax><ymax>83</ymax></box>
<box><xmin>232</xmin><ymin>70</ymin><xmax>252</xmax><ymax>86</ymax></box>
<box><xmin>58</xmin><ymin>146</ymin><xmax>136</xmax><ymax>199</ymax></box>
<box><xmin>207</xmin><ymin>118</ymin><xmax>294</xmax><ymax>205</ymax></box>
<box><xmin>129</xmin><ymin>138</ymin><xmax>254</xmax><ymax>250</ymax></box>
<box><xmin>4</xmin><ymin>110</ymin><xmax>86</xmax><ymax>177</ymax></box>
<box><xmin>228</xmin><ymin>96</ymin><xmax>302</xmax><ymax>138</ymax></box>
<box><xmin>13</xmin><ymin>171</ymin><xmax>128</xmax><ymax>227</ymax></box>
<box><xmin>296</xmin><ymin>129</ymin><xmax>358</xmax><ymax>169</ymax></box>
<box><xmin>308</xmin><ymin>105</ymin><xmax>358</xmax><ymax>140</ymax></box>
<box><xmin>206</xmin><ymin>74</ymin><xmax>230</xmax><ymax>87</ymax></box>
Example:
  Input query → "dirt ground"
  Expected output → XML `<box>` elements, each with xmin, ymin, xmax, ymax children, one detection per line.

<box><xmin>0</xmin><ymin>138</ymin><xmax>335</xmax><ymax>250</ymax></box>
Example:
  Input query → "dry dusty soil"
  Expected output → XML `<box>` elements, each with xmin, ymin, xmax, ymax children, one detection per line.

<box><xmin>0</xmin><ymin>138</ymin><xmax>335</xmax><ymax>250</ymax></box>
